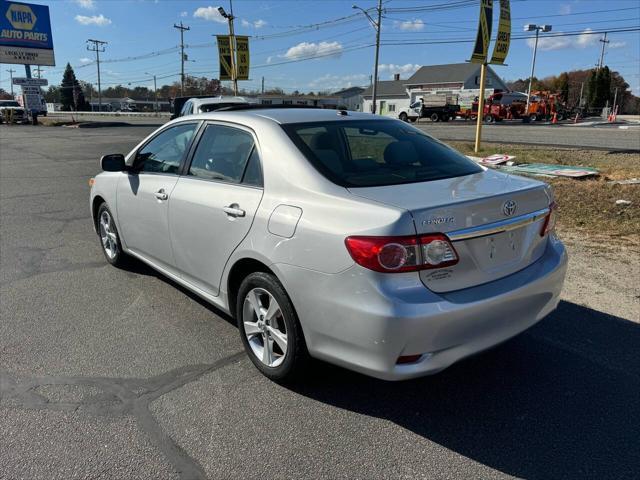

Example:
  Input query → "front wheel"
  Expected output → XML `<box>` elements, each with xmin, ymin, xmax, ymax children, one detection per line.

<box><xmin>237</xmin><ymin>272</ymin><xmax>309</xmax><ymax>382</ymax></box>
<box><xmin>430</xmin><ymin>113</ymin><xmax>439</xmax><ymax>122</ymax></box>
<box><xmin>399</xmin><ymin>112</ymin><xmax>408</xmax><ymax>122</ymax></box>
<box><xmin>484</xmin><ymin>114</ymin><xmax>494</xmax><ymax>123</ymax></box>
<box><xmin>96</xmin><ymin>203</ymin><xmax>128</xmax><ymax>267</ymax></box>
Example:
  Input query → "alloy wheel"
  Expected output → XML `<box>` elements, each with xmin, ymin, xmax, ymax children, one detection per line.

<box><xmin>99</xmin><ymin>210</ymin><xmax>118</xmax><ymax>260</ymax></box>
<box><xmin>242</xmin><ymin>287</ymin><xmax>288</xmax><ymax>367</ymax></box>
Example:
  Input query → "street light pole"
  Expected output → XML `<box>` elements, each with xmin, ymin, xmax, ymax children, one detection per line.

<box><xmin>353</xmin><ymin>0</ymin><xmax>382</xmax><ymax>114</ymax></box>
<box><xmin>524</xmin><ymin>24</ymin><xmax>552</xmax><ymax>117</ymax></box>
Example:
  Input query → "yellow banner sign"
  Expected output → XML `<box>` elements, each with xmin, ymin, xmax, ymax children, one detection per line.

<box><xmin>236</xmin><ymin>35</ymin><xmax>249</xmax><ymax>80</ymax></box>
<box><xmin>470</xmin><ymin>0</ymin><xmax>493</xmax><ymax>64</ymax></box>
<box><xmin>216</xmin><ymin>35</ymin><xmax>233</xmax><ymax>81</ymax></box>
<box><xmin>490</xmin><ymin>0</ymin><xmax>511</xmax><ymax>64</ymax></box>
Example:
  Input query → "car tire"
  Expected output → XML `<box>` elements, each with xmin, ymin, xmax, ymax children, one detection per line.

<box><xmin>529</xmin><ymin>114</ymin><xmax>537</xmax><ymax>122</ymax></box>
<box><xmin>237</xmin><ymin>272</ymin><xmax>309</xmax><ymax>382</ymax></box>
<box><xmin>96</xmin><ymin>203</ymin><xmax>128</xmax><ymax>267</ymax></box>
<box><xmin>430</xmin><ymin>113</ymin><xmax>439</xmax><ymax>122</ymax></box>
<box><xmin>399</xmin><ymin>112</ymin><xmax>408</xmax><ymax>122</ymax></box>
<box><xmin>484</xmin><ymin>114</ymin><xmax>494</xmax><ymax>123</ymax></box>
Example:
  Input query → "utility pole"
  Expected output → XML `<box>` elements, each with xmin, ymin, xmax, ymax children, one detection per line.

<box><xmin>145</xmin><ymin>72</ymin><xmax>158</xmax><ymax>114</ymax></box>
<box><xmin>6</xmin><ymin>68</ymin><xmax>15</xmax><ymax>96</ymax></box>
<box><xmin>578</xmin><ymin>81</ymin><xmax>584</xmax><ymax>108</ymax></box>
<box><xmin>218</xmin><ymin>2</ymin><xmax>238</xmax><ymax>95</ymax></box>
<box><xmin>86</xmin><ymin>39</ymin><xmax>107</xmax><ymax>111</ymax></box>
<box><xmin>174</xmin><ymin>21</ymin><xmax>190</xmax><ymax>96</ymax></box>
<box><xmin>353</xmin><ymin>0</ymin><xmax>382</xmax><ymax>114</ymax></box>
<box><xmin>598</xmin><ymin>32</ymin><xmax>609</xmax><ymax>70</ymax></box>
<box><xmin>35</xmin><ymin>66</ymin><xmax>43</xmax><ymax>78</ymax></box>
<box><xmin>261</xmin><ymin>76</ymin><xmax>264</xmax><ymax>94</ymax></box>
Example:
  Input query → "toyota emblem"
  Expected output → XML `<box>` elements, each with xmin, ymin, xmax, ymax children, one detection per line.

<box><xmin>502</xmin><ymin>200</ymin><xmax>517</xmax><ymax>216</ymax></box>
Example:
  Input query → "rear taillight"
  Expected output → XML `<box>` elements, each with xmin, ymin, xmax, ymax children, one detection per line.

<box><xmin>540</xmin><ymin>202</ymin><xmax>557</xmax><ymax>236</ymax></box>
<box><xmin>345</xmin><ymin>234</ymin><xmax>458</xmax><ymax>273</ymax></box>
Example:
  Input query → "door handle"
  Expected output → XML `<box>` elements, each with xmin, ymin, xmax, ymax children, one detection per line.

<box><xmin>223</xmin><ymin>204</ymin><xmax>246</xmax><ymax>218</ymax></box>
<box><xmin>154</xmin><ymin>189</ymin><xmax>168</xmax><ymax>201</ymax></box>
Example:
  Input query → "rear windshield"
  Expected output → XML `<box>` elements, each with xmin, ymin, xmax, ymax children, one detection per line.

<box><xmin>282</xmin><ymin>120</ymin><xmax>482</xmax><ymax>187</ymax></box>
<box><xmin>199</xmin><ymin>102</ymin><xmax>247</xmax><ymax>112</ymax></box>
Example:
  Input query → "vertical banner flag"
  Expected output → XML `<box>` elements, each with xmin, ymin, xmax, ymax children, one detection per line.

<box><xmin>490</xmin><ymin>0</ymin><xmax>511</xmax><ymax>64</ymax></box>
<box><xmin>235</xmin><ymin>36</ymin><xmax>250</xmax><ymax>80</ymax></box>
<box><xmin>470</xmin><ymin>0</ymin><xmax>493</xmax><ymax>64</ymax></box>
<box><xmin>217</xmin><ymin>35</ymin><xmax>233</xmax><ymax>80</ymax></box>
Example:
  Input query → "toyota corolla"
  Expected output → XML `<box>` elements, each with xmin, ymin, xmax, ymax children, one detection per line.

<box><xmin>90</xmin><ymin>107</ymin><xmax>567</xmax><ymax>381</ymax></box>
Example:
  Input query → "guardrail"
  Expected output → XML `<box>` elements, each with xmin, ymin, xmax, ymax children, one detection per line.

<box><xmin>47</xmin><ymin>111</ymin><xmax>171</xmax><ymax>118</ymax></box>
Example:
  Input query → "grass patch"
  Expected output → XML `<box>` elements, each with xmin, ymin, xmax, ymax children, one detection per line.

<box><xmin>450</xmin><ymin>142</ymin><xmax>640</xmax><ymax>244</ymax></box>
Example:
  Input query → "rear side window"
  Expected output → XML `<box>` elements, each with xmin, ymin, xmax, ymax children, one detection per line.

<box><xmin>282</xmin><ymin>120</ymin><xmax>482</xmax><ymax>187</ymax></box>
<box><xmin>188</xmin><ymin>124</ymin><xmax>262</xmax><ymax>186</ymax></box>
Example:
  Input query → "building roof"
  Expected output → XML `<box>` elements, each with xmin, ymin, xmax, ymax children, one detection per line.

<box><xmin>405</xmin><ymin>63</ymin><xmax>506</xmax><ymax>89</ymax></box>
<box><xmin>361</xmin><ymin>80</ymin><xmax>406</xmax><ymax>98</ymax></box>
<box><xmin>333</xmin><ymin>86</ymin><xmax>365</xmax><ymax>97</ymax></box>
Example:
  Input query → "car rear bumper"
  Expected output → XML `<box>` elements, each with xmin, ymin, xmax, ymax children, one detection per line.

<box><xmin>275</xmin><ymin>234</ymin><xmax>567</xmax><ymax>381</ymax></box>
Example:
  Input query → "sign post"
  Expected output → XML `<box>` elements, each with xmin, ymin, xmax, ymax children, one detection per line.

<box><xmin>469</xmin><ymin>0</ymin><xmax>511</xmax><ymax>153</ymax></box>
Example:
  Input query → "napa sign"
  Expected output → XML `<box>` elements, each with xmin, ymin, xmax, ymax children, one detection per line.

<box><xmin>0</xmin><ymin>1</ymin><xmax>55</xmax><ymax>66</ymax></box>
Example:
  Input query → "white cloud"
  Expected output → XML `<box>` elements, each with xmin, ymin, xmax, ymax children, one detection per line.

<box><xmin>379</xmin><ymin>63</ymin><xmax>421</xmax><ymax>78</ymax></box>
<box><xmin>283</xmin><ymin>41</ymin><xmax>342</xmax><ymax>60</ymax></box>
<box><xmin>610</xmin><ymin>41</ymin><xmax>627</xmax><ymax>49</ymax></box>
<box><xmin>394</xmin><ymin>19</ymin><xmax>424</xmax><ymax>31</ymax></box>
<box><xmin>266</xmin><ymin>56</ymin><xmax>273</xmax><ymax>64</ymax></box>
<box><xmin>241</xmin><ymin>18</ymin><xmax>266</xmax><ymax>28</ymax></box>
<box><xmin>193</xmin><ymin>6</ymin><xmax>226</xmax><ymax>23</ymax></box>
<box><xmin>75</xmin><ymin>14</ymin><xmax>111</xmax><ymax>26</ymax></box>
<box><xmin>79</xmin><ymin>57</ymin><xmax>92</xmax><ymax>64</ymax></box>
<box><xmin>74</xmin><ymin>0</ymin><xmax>95</xmax><ymax>9</ymax></box>
<box><xmin>308</xmin><ymin>73</ymin><xmax>367</xmax><ymax>90</ymax></box>
<box><xmin>527</xmin><ymin>29</ymin><xmax>606</xmax><ymax>51</ymax></box>
<box><xmin>180</xmin><ymin>11</ymin><xmax>188</xmax><ymax>17</ymax></box>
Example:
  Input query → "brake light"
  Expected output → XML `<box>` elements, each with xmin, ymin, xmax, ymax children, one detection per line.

<box><xmin>540</xmin><ymin>202</ymin><xmax>557</xmax><ymax>236</ymax></box>
<box><xmin>345</xmin><ymin>234</ymin><xmax>458</xmax><ymax>273</ymax></box>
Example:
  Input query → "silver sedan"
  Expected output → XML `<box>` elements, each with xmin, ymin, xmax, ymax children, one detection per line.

<box><xmin>90</xmin><ymin>107</ymin><xmax>567</xmax><ymax>381</ymax></box>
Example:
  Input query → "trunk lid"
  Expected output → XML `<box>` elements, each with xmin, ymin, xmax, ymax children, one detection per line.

<box><xmin>348</xmin><ymin>169</ymin><xmax>552</xmax><ymax>292</ymax></box>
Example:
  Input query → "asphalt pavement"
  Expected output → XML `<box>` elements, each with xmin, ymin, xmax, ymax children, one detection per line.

<box><xmin>1</xmin><ymin>125</ymin><xmax>639</xmax><ymax>479</ymax></box>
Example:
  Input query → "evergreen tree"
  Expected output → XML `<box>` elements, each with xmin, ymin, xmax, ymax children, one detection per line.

<box><xmin>558</xmin><ymin>72</ymin><xmax>570</xmax><ymax>103</ymax></box>
<box><xmin>59</xmin><ymin>63</ymin><xmax>89</xmax><ymax>111</ymax></box>
<box><xmin>586</xmin><ymin>69</ymin><xmax>597</xmax><ymax>108</ymax></box>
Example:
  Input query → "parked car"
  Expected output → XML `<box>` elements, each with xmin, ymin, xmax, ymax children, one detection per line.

<box><xmin>171</xmin><ymin>95</ymin><xmax>250</xmax><ymax>119</ymax></box>
<box><xmin>90</xmin><ymin>107</ymin><xmax>567</xmax><ymax>381</ymax></box>
<box><xmin>0</xmin><ymin>100</ymin><xmax>27</xmax><ymax>124</ymax></box>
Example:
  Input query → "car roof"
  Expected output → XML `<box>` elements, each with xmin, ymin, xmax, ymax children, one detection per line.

<box><xmin>180</xmin><ymin>107</ymin><xmax>387</xmax><ymax>125</ymax></box>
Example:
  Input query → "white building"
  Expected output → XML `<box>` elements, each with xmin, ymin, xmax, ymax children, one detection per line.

<box><xmin>332</xmin><ymin>86</ymin><xmax>365</xmax><ymax>111</ymax></box>
<box><xmin>361</xmin><ymin>78</ymin><xmax>410</xmax><ymax>118</ymax></box>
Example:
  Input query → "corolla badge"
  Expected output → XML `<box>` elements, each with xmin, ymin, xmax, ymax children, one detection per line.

<box><xmin>502</xmin><ymin>200</ymin><xmax>517</xmax><ymax>216</ymax></box>
<box><xmin>422</xmin><ymin>216</ymin><xmax>455</xmax><ymax>226</ymax></box>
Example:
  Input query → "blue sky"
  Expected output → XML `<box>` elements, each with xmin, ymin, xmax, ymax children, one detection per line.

<box><xmin>2</xmin><ymin>0</ymin><xmax>639</xmax><ymax>94</ymax></box>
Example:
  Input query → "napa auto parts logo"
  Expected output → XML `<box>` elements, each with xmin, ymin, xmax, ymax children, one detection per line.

<box><xmin>1</xmin><ymin>1</ymin><xmax>53</xmax><ymax>49</ymax></box>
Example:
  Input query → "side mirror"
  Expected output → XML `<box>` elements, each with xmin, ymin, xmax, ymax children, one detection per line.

<box><xmin>100</xmin><ymin>153</ymin><xmax>126</xmax><ymax>172</ymax></box>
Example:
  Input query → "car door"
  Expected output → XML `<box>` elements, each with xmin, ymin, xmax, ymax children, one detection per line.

<box><xmin>168</xmin><ymin>123</ymin><xmax>264</xmax><ymax>296</ymax></box>
<box><xmin>116</xmin><ymin>122</ymin><xmax>199</xmax><ymax>272</ymax></box>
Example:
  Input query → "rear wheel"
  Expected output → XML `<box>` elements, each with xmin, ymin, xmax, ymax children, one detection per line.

<box><xmin>529</xmin><ymin>114</ymin><xmax>538</xmax><ymax>122</ymax></box>
<box><xmin>96</xmin><ymin>203</ymin><xmax>127</xmax><ymax>267</ymax></box>
<box><xmin>484</xmin><ymin>114</ymin><xmax>494</xmax><ymax>123</ymax></box>
<box><xmin>399</xmin><ymin>112</ymin><xmax>408</xmax><ymax>122</ymax></box>
<box><xmin>237</xmin><ymin>272</ymin><xmax>309</xmax><ymax>382</ymax></box>
<box><xmin>430</xmin><ymin>113</ymin><xmax>439</xmax><ymax>122</ymax></box>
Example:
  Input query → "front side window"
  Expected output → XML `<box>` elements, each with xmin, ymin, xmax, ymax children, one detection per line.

<box><xmin>282</xmin><ymin>120</ymin><xmax>482</xmax><ymax>187</ymax></box>
<box><xmin>188</xmin><ymin>124</ymin><xmax>261</xmax><ymax>185</ymax></box>
<box><xmin>135</xmin><ymin>123</ymin><xmax>197</xmax><ymax>174</ymax></box>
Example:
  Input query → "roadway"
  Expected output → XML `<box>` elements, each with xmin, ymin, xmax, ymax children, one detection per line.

<box><xmin>45</xmin><ymin>111</ymin><xmax>640</xmax><ymax>151</ymax></box>
<box><xmin>1</xmin><ymin>125</ymin><xmax>638</xmax><ymax>479</ymax></box>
